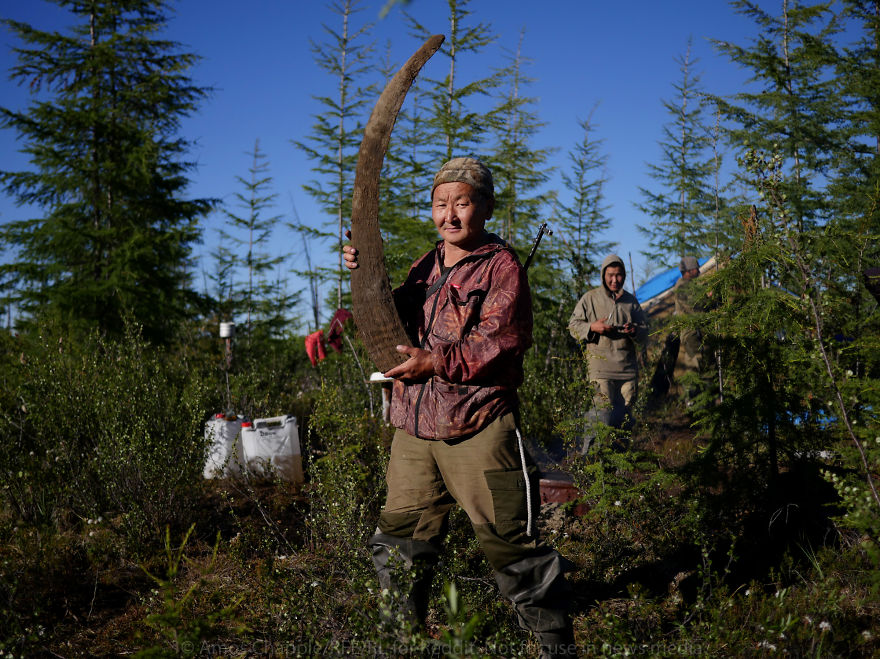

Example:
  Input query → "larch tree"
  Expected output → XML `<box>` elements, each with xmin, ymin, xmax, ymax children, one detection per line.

<box><xmin>488</xmin><ymin>27</ymin><xmax>556</xmax><ymax>251</ymax></box>
<box><xmin>637</xmin><ymin>39</ymin><xmax>717</xmax><ymax>266</ymax></box>
<box><xmin>405</xmin><ymin>0</ymin><xmax>499</xmax><ymax>165</ymax></box>
<box><xmin>294</xmin><ymin>0</ymin><xmax>374</xmax><ymax>312</ymax></box>
<box><xmin>555</xmin><ymin>107</ymin><xmax>616</xmax><ymax>290</ymax></box>
<box><xmin>830</xmin><ymin>0</ymin><xmax>880</xmax><ymax>288</ymax></box>
<box><xmin>0</xmin><ymin>0</ymin><xmax>212</xmax><ymax>344</ymax></box>
<box><xmin>712</xmin><ymin>0</ymin><xmax>839</xmax><ymax>236</ymax></box>
<box><xmin>213</xmin><ymin>139</ymin><xmax>297</xmax><ymax>345</ymax></box>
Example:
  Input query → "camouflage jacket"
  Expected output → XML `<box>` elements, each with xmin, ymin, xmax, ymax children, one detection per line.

<box><xmin>389</xmin><ymin>234</ymin><xmax>532</xmax><ymax>440</ymax></box>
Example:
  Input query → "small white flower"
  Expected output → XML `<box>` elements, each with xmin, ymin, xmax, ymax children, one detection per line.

<box><xmin>862</xmin><ymin>630</ymin><xmax>873</xmax><ymax>641</ymax></box>
<box><xmin>310</xmin><ymin>581</ymin><xmax>319</xmax><ymax>587</ymax></box>
<box><xmin>819</xmin><ymin>621</ymin><xmax>831</xmax><ymax>633</ymax></box>
<box><xmin>614</xmin><ymin>500</ymin><xmax>622</xmax><ymax>507</ymax></box>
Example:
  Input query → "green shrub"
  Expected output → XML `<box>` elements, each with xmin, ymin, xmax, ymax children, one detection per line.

<box><xmin>305</xmin><ymin>380</ymin><xmax>391</xmax><ymax>554</ymax></box>
<box><xmin>0</xmin><ymin>323</ymin><xmax>214</xmax><ymax>550</ymax></box>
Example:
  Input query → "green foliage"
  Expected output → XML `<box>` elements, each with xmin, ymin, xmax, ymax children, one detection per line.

<box><xmin>487</xmin><ymin>28</ymin><xmax>555</xmax><ymax>250</ymax></box>
<box><xmin>136</xmin><ymin>525</ymin><xmax>244</xmax><ymax>658</ymax></box>
<box><xmin>637</xmin><ymin>39</ymin><xmax>725</xmax><ymax>263</ymax></box>
<box><xmin>211</xmin><ymin>139</ymin><xmax>299</xmax><ymax>343</ymax></box>
<box><xmin>519</xmin><ymin>348</ymin><xmax>583</xmax><ymax>452</ymax></box>
<box><xmin>553</xmin><ymin>109</ymin><xmax>615</xmax><ymax>288</ymax></box>
<box><xmin>0</xmin><ymin>322</ymin><xmax>213</xmax><ymax>549</ymax></box>
<box><xmin>433</xmin><ymin>582</ymin><xmax>483</xmax><ymax>658</ymax></box>
<box><xmin>0</xmin><ymin>0</ymin><xmax>212</xmax><ymax>343</ymax></box>
<box><xmin>712</xmin><ymin>0</ymin><xmax>839</xmax><ymax>234</ymax></box>
<box><xmin>405</xmin><ymin>0</ymin><xmax>499</xmax><ymax>163</ymax></box>
<box><xmin>376</xmin><ymin>48</ymin><xmax>438</xmax><ymax>287</ymax></box>
<box><xmin>295</xmin><ymin>0</ymin><xmax>375</xmax><ymax>310</ymax></box>
<box><xmin>306</xmin><ymin>377</ymin><xmax>391</xmax><ymax>553</ymax></box>
<box><xmin>2</xmin><ymin>2</ymin><xmax>880</xmax><ymax>656</ymax></box>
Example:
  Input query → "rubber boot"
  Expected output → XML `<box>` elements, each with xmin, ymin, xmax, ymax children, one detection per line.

<box><xmin>494</xmin><ymin>549</ymin><xmax>578</xmax><ymax>658</ymax></box>
<box><xmin>369</xmin><ymin>531</ymin><xmax>441</xmax><ymax>629</ymax></box>
<box><xmin>582</xmin><ymin>406</ymin><xmax>611</xmax><ymax>455</ymax></box>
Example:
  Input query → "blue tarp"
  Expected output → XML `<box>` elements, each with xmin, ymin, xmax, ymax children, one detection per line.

<box><xmin>634</xmin><ymin>258</ymin><xmax>708</xmax><ymax>303</ymax></box>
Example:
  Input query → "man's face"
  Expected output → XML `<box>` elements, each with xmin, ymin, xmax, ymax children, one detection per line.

<box><xmin>604</xmin><ymin>265</ymin><xmax>625</xmax><ymax>294</ymax></box>
<box><xmin>683</xmin><ymin>268</ymin><xmax>700</xmax><ymax>280</ymax></box>
<box><xmin>431</xmin><ymin>181</ymin><xmax>492</xmax><ymax>251</ymax></box>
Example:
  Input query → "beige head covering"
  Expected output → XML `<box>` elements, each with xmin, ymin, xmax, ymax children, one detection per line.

<box><xmin>432</xmin><ymin>157</ymin><xmax>494</xmax><ymax>202</ymax></box>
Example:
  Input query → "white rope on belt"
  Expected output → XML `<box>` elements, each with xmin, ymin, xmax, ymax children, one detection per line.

<box><xmin>515</xmin><ymin>426</ymin><xmax>534</xmax><ymax>537</ymax></box>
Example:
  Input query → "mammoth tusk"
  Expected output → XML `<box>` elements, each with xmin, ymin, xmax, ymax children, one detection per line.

<box><xmin>349</xmin><ymin>34</ymin><xmax>444</xmax><ymax>373</ymax></box>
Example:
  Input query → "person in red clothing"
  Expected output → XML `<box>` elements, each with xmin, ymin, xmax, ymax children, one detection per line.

<box><xmin>344</xmin><ymin>157</ymin><xmax>575</xmax><ymax>658</ymax></box>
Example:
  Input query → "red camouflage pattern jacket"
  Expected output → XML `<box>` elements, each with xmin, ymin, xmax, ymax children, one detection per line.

<box><xmin>389</xmin><ymin>234</ymin><xmax>532</xmax><ymax>440</ymax></box>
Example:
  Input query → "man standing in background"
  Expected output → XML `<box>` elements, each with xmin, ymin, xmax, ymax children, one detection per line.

<box><xmin>568</xmin><ymin>254</ymin><xmax>648</xmax><ymax>453</ymax></box>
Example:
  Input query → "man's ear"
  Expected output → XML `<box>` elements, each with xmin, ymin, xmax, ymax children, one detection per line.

<box><xmin>484</xmin><ymin>197</ymin><xmax>495</xmax><ymax>219</ymax></box>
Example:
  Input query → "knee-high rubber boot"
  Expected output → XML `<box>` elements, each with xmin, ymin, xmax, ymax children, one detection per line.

<box><xmin>369</xmin><ymin>531</ymin><xmax>441</xmax><ymax>628</ymax></box>
<box><xmin>494</xmin><ymin>550</ymin><xmax>578</xmax><ymax>658</ymax></box>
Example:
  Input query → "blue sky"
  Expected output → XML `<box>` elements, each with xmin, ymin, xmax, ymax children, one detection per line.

<box><xmin>0</xmin><ymin>0</ymin><xmax>759</xmax><ymax>329</ymax></box>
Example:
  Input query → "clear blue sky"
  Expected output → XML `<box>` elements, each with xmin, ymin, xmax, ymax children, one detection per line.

<box><xmin>0</xmin><ymin>0</ymin><xmax>758</xmax><ymax>330</ymax></box>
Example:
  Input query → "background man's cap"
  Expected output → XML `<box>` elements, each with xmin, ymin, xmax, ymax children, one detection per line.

<box><xmin>432</xmin><ymin>157</ymin><xmax>494</xmax><ymax>202</ymax></box>
<box><xmin>679</xmin><ymin>256</ymin><xmax>699</xmax><ymax>272</ymax></box>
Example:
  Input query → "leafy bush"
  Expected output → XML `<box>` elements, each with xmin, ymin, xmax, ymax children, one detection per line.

<box><xmin>305</xmin><ymin>378</ymin><xmax>391</xmax><ymax>553</ymax></box>
<box><xmin>0</xmin><ymin>323</ymin><xmax>214</xmax><ymax>549</ymax></box>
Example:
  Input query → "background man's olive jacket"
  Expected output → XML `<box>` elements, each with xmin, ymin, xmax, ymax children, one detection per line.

<box><xmin>568</xmin><ymin>255</ymin><xmax>648</xmax><ymax>380</ymax></box>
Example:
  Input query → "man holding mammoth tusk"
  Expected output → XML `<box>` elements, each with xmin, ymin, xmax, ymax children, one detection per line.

<box><xmin>344</xmin><ymin>157</ymin><xmax>576</xmax><ymax>657</ymax></box>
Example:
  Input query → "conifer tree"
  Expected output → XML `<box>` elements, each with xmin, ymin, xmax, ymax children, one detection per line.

<box><xmin>812</xmin><ymin>0</ymin><xmax>880</xmax><ymax>388</ymax></box>
<box><xmin>830</xmin><ymin>0</ymin><xmax>880</xmax><ymax>268</ymax></box>
<box><xmin>0</xmin><ymin>0</ymin><xmax>211</xmax><ymax>343</ymax></box>
<box><xmin>555</xmin><ymin>108</ymin><xmax>616</xmax><ymax>289</ymax></box>
<box><xmin>637</xmin><ymin>40</ymin><xmax>717</xmax><ymax>265</ymax></box>
<box><xmin>487</xmin><ymin>28</ymin><xmax>555</xmax><ymax>250</ymax></box>
<box><xmin>516</xmin><ymin>109</ymin><xmax>615</xmax><ymax>443</ymax></box>
<box><xmin>405</xmin><ymin>0</ymin><xmax>499</xmax><ymax>164</ymax></box>
<box><xmin>712</xmin><ymin>0</ymin><xmax>839</xmax><ymax>235</ymax></box>
<box><xmin>295</xmin><ymin>0</ymin><xmax>374</xmax><ymax>310</ymax></box>
<box><xmin>213</xmin><ymin>140</ymin><xmax>297</xmax><ymax>343</ymax></box>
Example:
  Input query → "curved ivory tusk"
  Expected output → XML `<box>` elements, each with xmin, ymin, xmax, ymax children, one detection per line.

<box><xmin>350</xmin><ymin>34</ymin><xmax>444</xmax><ymax>373</ymax></box>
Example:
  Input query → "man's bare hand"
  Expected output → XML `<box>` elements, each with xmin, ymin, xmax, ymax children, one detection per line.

<box><xmin>343</xmin><ymin>229</ymin><xmax>358</xmax><ymax>270</ymax></box>
<box><xmin>590</xmin><ymin>319</ymin><xmax>613</xmax><ymax>335</ymax></box>
<box><xmin>383</xmin><ymin>345</ymin><xmax>435</xmax><ymax>381</ymax></box>
<box><xmin>590</xmin><ymin>319</ymin><xmax>635</xmax><ymax>336</ymax></box>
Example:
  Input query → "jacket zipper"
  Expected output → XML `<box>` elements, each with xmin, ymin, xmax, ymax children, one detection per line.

<box><xmin>412</xmin><ymin>249</ymin><xmax>493</xmax><ymax>438</ymax></box>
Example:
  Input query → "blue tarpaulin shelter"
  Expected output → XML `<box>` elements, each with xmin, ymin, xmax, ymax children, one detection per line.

<box><xmin>634</xmin><ymin>257</ymin><xmax>711</xmax><ymax>312</ymax></box>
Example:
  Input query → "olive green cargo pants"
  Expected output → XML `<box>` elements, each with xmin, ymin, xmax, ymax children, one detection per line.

<box><xmin>369</xmin><ymin>412</ymin><xmax>573</xmax><ymax>635</ymax></box>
